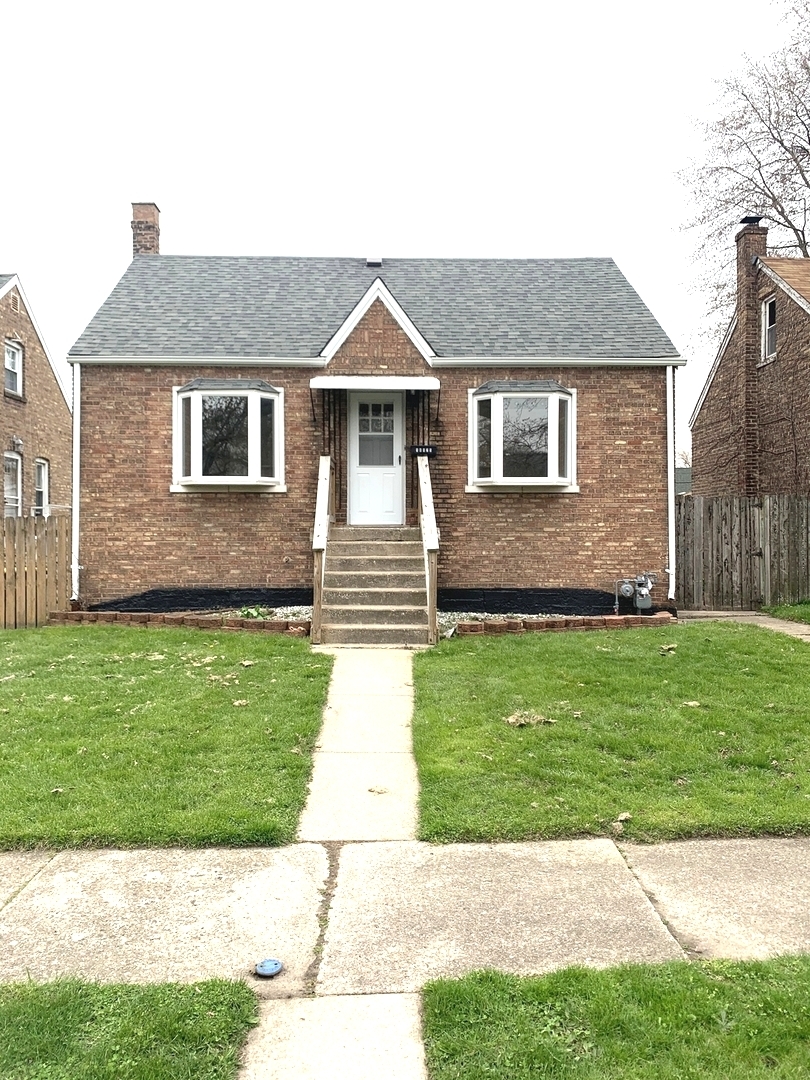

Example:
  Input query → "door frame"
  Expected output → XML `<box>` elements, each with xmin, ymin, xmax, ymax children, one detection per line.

<box><xmin>347</xmin><ymin>391</ymin><xmax>405</xmax><ymax>526</ymax></box>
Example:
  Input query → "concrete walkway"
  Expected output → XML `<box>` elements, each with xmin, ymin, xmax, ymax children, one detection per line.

<box><xmin>2</xmin><ymin>640</ymin><xmax>810</xmax><ymax>1077</ymax></box>
<box><xmin>679</xmin><ymin>609</ymin><xmax>810</xmax><ymax>642</ymax></box>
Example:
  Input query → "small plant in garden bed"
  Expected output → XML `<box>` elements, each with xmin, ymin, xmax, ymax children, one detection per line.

<box><xmin>423</xmin><ymin>957</ymin><xmax>810</xmax><ymax>1079</ymax></box>
<box><xmin>0</xmin><ymin>626</ymin><xmax>332</xmax><ymax>848</ymax></box>
<box><xmin>412</xmin><ymin>622</ymin><xmax>810</xmax><ymax>843</ymax></box>
<box><xmin>0</xmin><ymin>978</ymin><xmax>256</xmax><ymax>1079</ymax></box>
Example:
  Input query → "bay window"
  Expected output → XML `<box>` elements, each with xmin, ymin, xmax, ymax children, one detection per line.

<box><xmin>172</xmin><ymin>379</ymin><xmax>285</xmax><ymax>490</ymax></box>
<box><xmin>468</xmin><ymin>381</ymin><xmax>577</xmax><ymax>490</ymax></box>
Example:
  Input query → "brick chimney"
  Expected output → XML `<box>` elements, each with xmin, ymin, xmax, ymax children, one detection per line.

<box><xmin>131</xmin><ymin>202</ymin><xmax>160</xmax><ymax>256</ymax></box>
<box><xmin>736</xmin><ymin>216</ymin><xmax>768</xmax><ymax>495</ymax></box>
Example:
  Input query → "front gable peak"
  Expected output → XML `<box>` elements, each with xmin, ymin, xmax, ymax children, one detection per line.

<box><xmin>319</xmin><ymin>277</ymin><xmax>436</xmax><ymax>364</ymax></box>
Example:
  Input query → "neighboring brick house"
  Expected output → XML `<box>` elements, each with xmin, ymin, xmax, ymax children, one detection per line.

<box><xmin>1</xmin><ymin>274</ymin><xmax>71</xmax><ymax>518</ymax></box>
<box><xmin>69</xmin><ymin>204</ymin><xmax>682</xmax><ymax>624</ymax></box>
<box><xmin>691</xmin><ymin>217</ymin><xmax>810</xmax><ymax>495</ymax></box>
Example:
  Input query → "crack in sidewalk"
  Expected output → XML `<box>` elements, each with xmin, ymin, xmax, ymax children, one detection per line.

<box><xmin>0</xmin><ymin>851</ymin><xmax>60</xmax><ymax>915</ymax></box>
<box><xmin>614</xmin><ymin>842</ymin><xmax>703</xmax><ymax>960</ymax></box>
<box><xmin>302</xmin><ymin>842</ymin><xmax>342</xmax><ymax>995</ymax></box>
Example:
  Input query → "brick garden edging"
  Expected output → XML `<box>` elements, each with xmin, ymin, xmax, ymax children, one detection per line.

<box><xmin>47</xmin><ymin>610</ymin><xmax>675</xmax><ymax>638</ymax></box>
<box><xmin>48</xmin><ymin>611</ymin><xmax>312</xmax><ymax>636</ymax></box>
<box><xmin>455</xmin><ymin>613</ymin><xmax>675</xmax><ymax>634</ymax></box>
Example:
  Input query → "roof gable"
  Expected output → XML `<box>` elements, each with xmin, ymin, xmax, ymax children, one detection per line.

<box><xmin>1</xmin><ymin>274</ymin><xmax>71</xmax><ymax>408</ymax></box>
<box><xmin>69</xmin><ymin>255</ymin><xmax>681</xmax><ymax>365</ymax></box>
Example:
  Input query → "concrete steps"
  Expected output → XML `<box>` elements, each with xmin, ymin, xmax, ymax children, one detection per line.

<box><xmin>320</xmin><ymin>527</ymin><xmax>429</xmax><ymax>646</ymax></box>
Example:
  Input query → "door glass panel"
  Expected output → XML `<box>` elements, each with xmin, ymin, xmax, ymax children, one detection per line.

<box><xmin>357</xmin><ymin>400</ymin><xmax>395</xmax><ymax>466</ymax></box>
<box><xmin>503</xmin><ymin>395</ymin><xmax>548</xmax><ymax>477</ymax></box>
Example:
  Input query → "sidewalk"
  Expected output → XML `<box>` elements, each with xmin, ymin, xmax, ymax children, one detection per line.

<box><xmin>1</xmin><ymin>645</ymin><xmax>810</xmax><ymax>1078</ymax></box>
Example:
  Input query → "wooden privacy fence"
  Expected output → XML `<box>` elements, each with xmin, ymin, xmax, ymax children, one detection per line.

<box><xmin>2</xmin><ymin>516</ymin><xmax>71</xmax><ymax>629</ymax></box>
<box><xmin>676</xmin><ymin>495</ymin><xmax>810</xmax><ymax>610</ymax></box>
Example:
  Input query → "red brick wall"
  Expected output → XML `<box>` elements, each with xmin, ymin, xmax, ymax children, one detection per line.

<box><xmin>692</xmin><ymin>262</ymin><xmax>810</xmax><ymax>495</ymax></box>
<box><xmin>77</xmin><ymin>301</ymin><xmax>671</xmax><ymax>606</ymax></box>
<box><xmin>1</xmin><ymin>285</ymin><xmax>72</xmax><ymax>515</ymax></box>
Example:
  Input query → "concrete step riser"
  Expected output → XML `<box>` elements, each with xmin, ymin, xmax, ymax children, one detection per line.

<box><xmin>324</xmin><ymin>588</ymin><xmax>427</xmax><ymax>606</ymax></box>
<box><xmin>326</xmin><ymin>556</ymin><xmax>425</xmax><ymax>572</ymax></box>
<box><xmin>320</xmin><ymin>625</ymin><xmax>429</xmax><ymax>645</ymax></box>
<box><xmin>327</xmin><ymin>542</ymin><xmax>423</xmax><ymax>557</ymax></box>
<box><xmin>325</xmin><ymin>572</ymin><xmax>426</xmax><ymax>589</ymax></box>
<box><xmin>330</xmin><ymin>528</ymin><xmax>421</xmax><ymax>543</ymax></box>
<box><xmin>321</xmin><ymin>606</ymin><xmax>428</xmax><ymax>626</ymax></box>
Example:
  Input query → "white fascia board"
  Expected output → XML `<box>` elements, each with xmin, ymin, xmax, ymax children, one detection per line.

<box><xmin>310</xmin><ymin>375</ymin><xmax>440</xmax><ymax>390</ymax></box>
<box><xmin>319</xmin><ymin>277</ymin><xmax>436</xmax><ymax>362</ymax></box>
<box><xmin>689</xmin><ymin>314</ymin><xmax>738</xmax><ymax>429</ymax></box>
<box><xmin>67</xmin><ymin>355</ymin><xmax>329</xmax><ymax>367</ymax></box>
<box><xmin>430</xmin><ymin>355</ymin><xmax>685</xmax><ymax>367</ymax></box>
<box><xmin>756</xmin><ymin>260</ymin><xmax>810</xmax><ymax>318</ymax></box>
<box><xmin>1</xmin><ymin>275</ymin><xmax>72</xmax><ymax>409</ymax></box>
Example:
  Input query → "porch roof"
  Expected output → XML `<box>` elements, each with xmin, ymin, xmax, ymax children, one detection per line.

<box><xmin>309</xmin><ymin>376</ymin><xmax>440</xmax><ymax>390</ymax></box>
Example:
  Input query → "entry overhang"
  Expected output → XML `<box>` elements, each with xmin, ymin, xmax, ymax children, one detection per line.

<box><xmin>309</xmin><ymin>375</ymin><xmax>440</xmax><ymax>390</ymax></box>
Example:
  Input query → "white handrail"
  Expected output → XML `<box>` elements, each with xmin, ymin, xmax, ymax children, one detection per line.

<box><xmin>417</xmin><ymin>456</ymin><xmax>439</xmax><ymax>645</ymax></box>
<box><xmin>311</xmin><ymin>456</ymin><xmax>334</xmax><ymax>644</ymax></box>
<box><xmin>417</xmin><ymin>456</ymin><xmax>439</xmax><ymax>552</ymax></box>
<box><xmin>313</xmin><ymin>456</ymin><xmax>333</xmax><ymax>551</ymax></box>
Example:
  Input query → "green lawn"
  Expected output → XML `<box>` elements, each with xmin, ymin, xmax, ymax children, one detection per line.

<box><xmin>422</xmin><ymin>958</ymin><xmax>810</xmax><ymax>1079</ymax></box>
<box><xmin>0</xmin><ymin>979</ymin><xmax>256</xmax><ymax>1079</ymax></box>
<box><xmin>765</xmin><ymin>601</ymin><xmax>810</xmax><ymax>625</ymax></box>
<box><xmin>0</xmin><ymin>626</ymin><xmax>332</xmax><ymax>848</ymax></box>
<box><xmin>412</xmin><ymin>623</ymin><xmax>810</xmax><ymax>842</ymax></box>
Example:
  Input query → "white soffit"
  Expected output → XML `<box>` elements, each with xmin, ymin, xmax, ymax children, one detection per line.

<box><xmin>310</xmin><ymin>375</ymin><xmax>440</xmax><ymax>390</ymax></box>
<box><xmin>319</xmin><ymin>277</ymin><xmax>436</xmax><ymax>362</ymax></box>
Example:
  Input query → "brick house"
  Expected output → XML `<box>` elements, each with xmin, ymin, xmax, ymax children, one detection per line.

<box><xmin>2</xmin><ymin>274</ymin><xmax>71</xmax><ymax>518</ymax></box>
<box><xmin>691</xmin><ymin>217</ymin><xmax>810</xmax><ymax>495</ymax></box>
<box><xmin>69</xmin><ymin>204</ymin><xmax>682</xmax><ymax>642</ymax></box>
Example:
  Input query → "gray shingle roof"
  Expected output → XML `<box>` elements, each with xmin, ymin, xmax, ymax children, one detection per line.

<box><xmin>69</xmin><ymin>256</ymin><xmax>680</xmax><ymax>360</ymax></box>
<box><xmin>0</xmin><ymin>274</ymin><xmax>14</xmax><ymax>290</ymax></box>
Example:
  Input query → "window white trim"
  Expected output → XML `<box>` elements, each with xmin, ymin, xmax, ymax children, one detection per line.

<box><xmin>33</xmin><ymin>458</ymin><xmax>50</xmax><ymax>517</ymax></box>
<box><xmin>171</xmin><ymin>383</ymin><xmax>286</xmax><ymax>491</ymax></box>
<box><xmin>761</xmin><ymin>295</ymin><xmax>777</xmax><ymax>361</ymax></box>
<box><xmin>466</xmin><ymin>385</ymin><xmax>578</xmax><ymax>492</ymax></box>
<box><xmin>4</xmin><ymin>340</ymin><xmax>22</xmax><ymax>395</ymax></box>
<box><xmin>4</xmin><ymin>452</ymin><xmax>22</xmax><ymax>517</ymax></box>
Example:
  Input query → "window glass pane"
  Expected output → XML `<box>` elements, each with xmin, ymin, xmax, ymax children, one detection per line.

<box><xmin>358</xmin><ymin>434</ymin><xmax>394</xmax><ymax>466</ymax></box>
<box><xmin>34</xmin><ymin>460</ymin><xmax>48</xmax><ymax>514</ymax></box>
<box><xmin>4</xmin><ymin>345</ymin><xmax>19</xmax><ymax>394</ymax></box>
<box><xmin>477</xmin><ymin>398</ymin><xmax>492</xmax><ymax>479</ymax></box>
<box><xmin>4</xmin><ymin>456</ymin><xmax>20</xmax><ymax>516</ymax></box>
<box><xmin>201</xmin><ymin>395</ymin><xmax>249</xmax><ymax>476</ymax></box>
<box><xmin>260</xmin><ymin>397</ymin><xmax>275</xmax><ymax>477</ymax></box>
<box><xmin>503</xmin><ymin>396</ymin><xmax>548</xmax><ymax>477</ymax></box>
<box><xmin>182</xmin><ymin>396</ymin><xmax>192</xmax><ymax>477</ymax></box>
<box><xmin>358</xmin><ymin>403</ymin><xmax>370</xmax><ymax>432</ymax></box>
<box><xmin>558</xmin><ymin>397</ymin><xmax>569</xmax><ymax>479</ymax></box>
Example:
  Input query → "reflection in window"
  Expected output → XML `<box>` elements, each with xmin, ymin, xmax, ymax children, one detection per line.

<box><xmin>503</xmin><ymin>396</ymin><xmax>548</xmax><ymax>477</ymax></box>
<box><xmin>477</xmin><ymin>398</ymin><xmax>492</xmax><ymax>479</ymax></box>
<box><xmin>202</xmin><ymin>396</ymin><xmax>249</xmax><ymax>476</ymax></box>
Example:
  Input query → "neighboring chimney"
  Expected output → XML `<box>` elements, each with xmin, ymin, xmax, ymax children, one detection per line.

<box><xmin>735</xmin><ymin>215</ymin><xmax>767</xmax><ymax>311</ymax></box>
<box><xmin>735</xmin><ymin>216</ymin><xmax>768</xmax><ymax>496</ymax></box>
<box><xmin>131</xmin><ymin>202</ymin><xmax>160</xmax><ymax>256</ymax></box>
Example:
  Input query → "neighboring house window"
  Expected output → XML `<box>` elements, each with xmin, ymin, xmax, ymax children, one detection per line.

<box><xmin>4</xmin><ymin>453</ymin><xmax>21</xmax><ymax>516</ymax></box>
<box><xmin>172</xmin><ymin>379</ymin><xmax>285</xmax><ymax>489</ymax></box>
<box><xmin>4</xmin><ymin>341</ymin><xmax>22</xmax><ymax>395</ymax></box>
<box><xmin>468</xmin><ymin>381</ymin><xmax>577</xmax><ymax>490</ymax></box>
<box><xmin>33</xmin><ymin>459</ymin><xmax>49</xmax><ymax>516</ymax></box>
<box><xmin>762</xmin><ymin>297</ymin><xmax>777</xmax><ymax>360</ymax></box>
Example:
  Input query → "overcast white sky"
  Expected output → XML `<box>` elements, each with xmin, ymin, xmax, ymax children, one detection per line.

<box><xmin>2</xmin><ymin>0</ymin><xmax>794</xmax><ymax>453</ymax></box>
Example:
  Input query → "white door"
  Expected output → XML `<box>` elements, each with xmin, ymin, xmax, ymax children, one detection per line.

<box><xmin>348</xmin><ymin>393</ymin><xmax>404</xmax><ymax>525</ymax></box>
